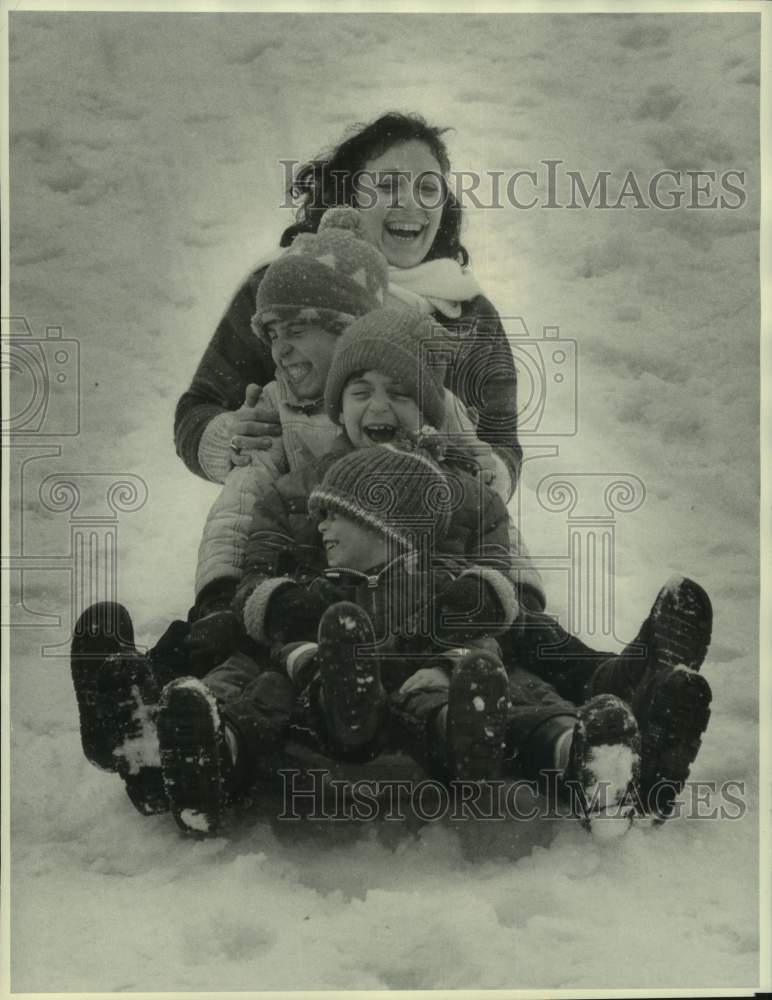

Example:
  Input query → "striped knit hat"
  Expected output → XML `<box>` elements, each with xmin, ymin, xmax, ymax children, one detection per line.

<box><xmin>252</xmin><ymin>207</ymin><xmax>389</xmax><ymax>340</ymax></box>
<box><xmin>308</xmin><ymin>445</ymin><xmax>453</xmax><ymax>551</ymax></box>
<box><xmin>324</xmin><ymin>308</ymin><xmax>447</xmax><ymax>430</ymax></box>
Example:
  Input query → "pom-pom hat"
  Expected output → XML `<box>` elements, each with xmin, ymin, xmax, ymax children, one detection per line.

<box><xmin>252</xmin><ymin>207</ymin><xmax>389</xmax><ymax>339</ymax></box>
<box><xmin>308</xmin><ymin>445</ymin><xmax>453</xmax><ymax>552</ymax></box>
<box><xmin>325</xmin><ymin>308</ymin><xmax>447</xmax><ymax>430</ymax></box>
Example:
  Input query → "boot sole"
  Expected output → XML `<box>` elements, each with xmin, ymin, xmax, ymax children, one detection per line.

<box><xmin>651</xmin><ymin>576</ymin><xmax>712</xmax><ymax>672</ymax></box>
<box><xmin>448</xmin><ymin>652</ymin><xmax>509</xmax><ymax>781</ymax></box>
<box><xmin>157</xmin><ymin>680</ymin><xmax>225</xmax><ymax>836</ymax></box>
<box><xmin>76</xmin><ymin>652</ymin><xmax>152</xmax><ymax>775</ymax></box>
<box><xmin>71</xmin><ymin>602</ymin><xmax>136</xmax><ymax>770</ymax></box>
<box><xmin>640</xmin><ymin>668</ymin><xmax>712</xmax><ymax>818</ymax></box>
<box><xmin>317</xmin><ymin>603</ymin><xmax>382</xmax><ymax>750</ymax></box>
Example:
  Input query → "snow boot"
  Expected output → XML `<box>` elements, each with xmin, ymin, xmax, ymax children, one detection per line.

<box><xmin>634</xmin><ymin>666</ymin><xmax>712</xmax><ymax>821</ymax></box>
<box><xmin>562</xmin><ymin>694</ymin><xmax>641</xmax><ymax>828</ymax></box>
<box><xmin>316</xmin><ymin>602</ymin><xmax>384</xmax><ymax>758</ymax></box>
<box><xmin>157</xmin><ymin>677</ymin><xmax>235</xmax><ymax>836</ymax></box>
<box><xmin>445</xmin><ymin>650</ymin><xmax>510</xmax><ymax>782</ymax></box>
<box><xmin>71</xmin><ymin>602</ymin><xmax>168</xmax><ymax>814</ymax></box>
<box><xmin>590</xmin><ymin>576</ymin><xmax>712</xmax><ymax>704</ymax></box>
<box><xmin>158</xmin><ymin>670</ymin><xmax>296</xmax><ymax>836</ymax></box>
<box><xmin>71</xmin><ymin>601</ymin><xmax>138</xmax><ymax>770</ymax></box>
<box><xmin>615</xmin><ymin>577</ymin><xmax>714</xmax><ymax>820</ymax></box>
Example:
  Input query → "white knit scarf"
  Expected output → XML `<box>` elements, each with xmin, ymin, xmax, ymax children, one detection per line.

<box><xmin>386</xmin><ymin>259</ymin><xmax>484</xmax><ymax>318</ymax></box>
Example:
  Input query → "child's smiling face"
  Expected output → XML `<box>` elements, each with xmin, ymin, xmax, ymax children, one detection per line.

<box><xmin>317</xmin><ymin>509</ymin><xmax>388</xmax><ymax>572</ymax></box>
<box><xmin>265</xmin><ymin>319</ymin><xmax>340</xmax><ymax>400</ymax></box>
<box><xmin>340</xmin><ymin>370</ymin><xmax>422</xmax><ymax>448</ymax></box>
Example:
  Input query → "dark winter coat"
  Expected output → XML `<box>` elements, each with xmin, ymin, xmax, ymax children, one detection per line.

<box><xmin>174</xmin><ymin>264</ymin><xmax>523</xmax><ymax>490</ymax></box>
<box><xmin>310</xmin><ymin>556</ymin><xmax>508</xmax><ymax>693</ymax></box>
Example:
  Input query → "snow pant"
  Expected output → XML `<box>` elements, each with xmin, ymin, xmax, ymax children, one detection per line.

<box><xmin>197</xmin><ymin>653</ymin><xmax>297</xmax><ymax>787</ymax></box>
<box><xmin>503</xmin><ymin>609</ymin><xmax>620</xmax><ymax>705</ymax></box>
<box><xmin>147</xmin><ymin>614</ymin><xmax>269</xmax><ymax>685</ymax></box>
<box><xmin>385</xmin><ymin>649</ymin><xmax>580</xmax><ymax>781</ymax></box>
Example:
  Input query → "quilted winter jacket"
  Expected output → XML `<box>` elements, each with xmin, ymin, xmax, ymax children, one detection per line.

<box><xmin>174</xmin><ymin>264</ymin><xmax>523</xmax><ymax>492</ymax></box>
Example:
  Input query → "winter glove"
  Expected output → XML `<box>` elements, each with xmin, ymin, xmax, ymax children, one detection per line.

<box><xmin>433</xmin><ymin>571</ymin><xmax>512</xmax><ymax>643</ymax></box>
<box><xmin>189</xmin><ymin>609</ymin><xmax>243</xmax><ymax>676</ymax></box>
<box><xmin>264</xmin><ymin>585</ymin><xmax>328</xmax><ymax>644</ymax></box>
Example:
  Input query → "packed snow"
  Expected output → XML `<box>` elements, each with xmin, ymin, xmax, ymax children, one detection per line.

<box><xmin>583</xmin><ymin>743</ymin><xmax>640</xmax><ymax>808</ymax></box>
<box><xmin>7</xmin><ymin>10</ymin><xmax>761</xmax><ymax>993</ymax></box>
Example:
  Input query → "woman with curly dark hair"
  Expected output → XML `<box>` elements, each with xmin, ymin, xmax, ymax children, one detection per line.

<box><xmin>174</xmin><ymin>112</ymin><xmax>523</xmax><ymax>502</ymax></box>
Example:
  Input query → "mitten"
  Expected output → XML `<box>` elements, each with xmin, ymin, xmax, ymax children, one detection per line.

<box><xmin>190</xmin><ymin>609</ymin><xmax>243</xmax><ymax>676</ymax></box>
<box><xmin>264</xmin><ymin>585</ymin><xmax>327</xmax><ymax>644</ymax></box>
<box><xmin>434</xmin><ymin>570</ymin><xmax>518</xmax><ymax>642</ymax></box>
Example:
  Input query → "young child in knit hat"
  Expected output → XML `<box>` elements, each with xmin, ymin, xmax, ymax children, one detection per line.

<box><xmin>155</xmin><ymin>442</ymin><xmax>519</xmax><ymax>834</ymax></box>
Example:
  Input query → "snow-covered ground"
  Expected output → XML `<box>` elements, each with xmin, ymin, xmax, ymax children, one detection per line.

<box><xmin>6</xmin><ymin>10</ymin><xmax>762</xmax><ymax>993</ymax></box>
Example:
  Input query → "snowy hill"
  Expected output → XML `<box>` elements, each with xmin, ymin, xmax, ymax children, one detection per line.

<box><xmin>7</xmin><ymin>10</ymin><xmax>761</xmax><ymax>992</ymax></box>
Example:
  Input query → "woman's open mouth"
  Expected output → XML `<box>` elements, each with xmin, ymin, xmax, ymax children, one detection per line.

<box><xmin>323</xmin><ymin>539</ymin><xmax>338</xmax><ymax>552</ymax></box>
<box><xmin>384</xmin><ymin>221</ymin><xmax>424</xmax><ymax>242</ymax></box>
<box><xmin>363</xmin><ymin>424</ymin><xmax>397</xmax><ymax>444</ymax></box>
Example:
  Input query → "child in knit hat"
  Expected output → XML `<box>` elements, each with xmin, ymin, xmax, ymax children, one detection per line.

<box><xmin>294</xmin><ymin>444</ymin><xmax>515</xmax><ymax>779</ymax></box>
<box><xmin>155</xmin><ymin>443</ymin><xmax>517</xmax><ymax>834</ymax></box>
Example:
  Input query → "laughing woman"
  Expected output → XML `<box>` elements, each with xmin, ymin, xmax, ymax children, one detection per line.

<box><xmin>174</xmin><ymin>112</ymin><xmax>523</xmax><ymax>504</ymax></box>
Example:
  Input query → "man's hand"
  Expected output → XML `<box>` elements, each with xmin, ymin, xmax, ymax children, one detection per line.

<box><xmin>440</xmin><ymin>434</ymin><xmax>499</xmax><ymax>487</ymax></box>
<box><xmin>229</xmin><ymin>383</ymin><xmax>282</xmax><ymax>467</ymax></box>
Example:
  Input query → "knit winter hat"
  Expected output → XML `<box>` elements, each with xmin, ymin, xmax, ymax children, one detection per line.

<box><xmin>325</xmin><ymin>308</ymin><xmax>447</xmax><ymax>430</ymax></box>
<box><xmin>308</xmin><ymin>445</ymin><xmax>453</xmax><ymax>551</ymax></box>
<box><xmin>252</xmin><ymin>207</ymin><xmax>389</xmax><ymax>339</ymax></box>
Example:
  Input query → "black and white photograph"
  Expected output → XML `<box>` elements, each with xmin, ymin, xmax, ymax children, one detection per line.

<box><xmin>2</xmin><ymin>1</ymin><xmax>767</xmax><ymax>994</ymax></box>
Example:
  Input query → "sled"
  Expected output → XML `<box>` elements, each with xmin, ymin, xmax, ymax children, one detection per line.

<box><xmin>244</xmin><ymin>738</ymin><xmax>567</xmax><ymax>858</ymax></box>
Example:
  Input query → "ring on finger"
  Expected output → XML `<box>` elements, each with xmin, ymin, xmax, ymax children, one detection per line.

<box><xmin>230</xmin><ymin>436</ymin><xmax>242</xmax><ymax>456</ymax></box>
